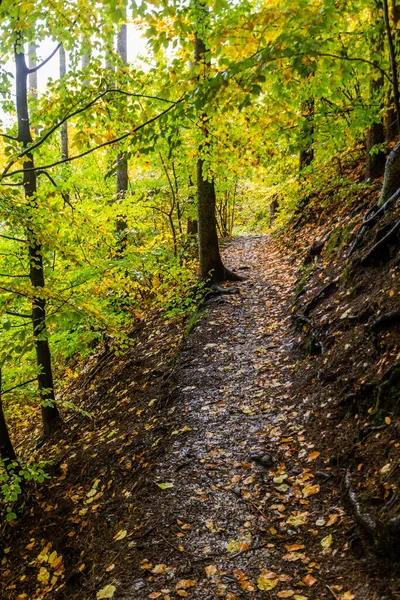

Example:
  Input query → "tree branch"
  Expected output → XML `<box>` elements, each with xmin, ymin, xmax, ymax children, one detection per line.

<box><xmin>0</xmin><ymin>133</ymin><xmax>18</xmax><ymax>141</ymax></box>
<box><xmin>5</xmin><ymin>311</ymin><xmax>31</xmax><ymax>318</ymax></box>
<box><xmin>1</xmin><ymin>378</ymin><xmax>37</xmax><ymax>396</ymax></box>
<box><xmin>0</xmin><ymin>233</ymin><xmax>26</xmax><ymax>243</ymax></box>
<box><xmin>27</xmin><ymin>43</ymin><xmax>62</xmax><ymax>73</ymax></box>
<box><xmin>37</xmin><ymin>170</ymin><xmax>74</xmax><ymax>209</ymax></box>
<box><xmin>3</xmin><ymin>101</ymin><xmax>183</xmax><ymax>178</ymax></box>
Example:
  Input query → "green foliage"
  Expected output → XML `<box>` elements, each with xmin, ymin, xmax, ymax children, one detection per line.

<box><xmin>0</xmin><ymin>458</ymin><xmax>50</xmax><ymax>522</ymax></box>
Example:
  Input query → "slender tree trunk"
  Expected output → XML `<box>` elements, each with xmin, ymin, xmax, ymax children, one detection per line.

<box><xmin>194</xmin><ymin>24</ymin><xmax>240</xmax><ymax>283</ymax></box>
<box><xmin>0</xmin><ymin>370</ymin><xmax>17</xmax><ymax>463</ymax></box>
<box><xmin>116</xmin><ymin>18</ymin><xmax>128</xmax><ymax>240</ymax></box>
<box><xmin>15</xmin><ymin>42</ymin><xmax>59</xmax><ymax>437</ymax></box>
<box><xmin>366</xmin><ymin>5</ymin><xmax>386</xmax><ymax>180</ymax></box>
<box><xmin>28</xmin><ymin>42</ymin><xmax>38</xmax><ymax>136</ymax></box>
<box><xmin>59</xmin><ymin>44</ymin><xmax>69</xmax><ymax>161</ymax></box>
<box><xmin>383</xmin><ymin>0</ymin><xmax>400</xmax><ymax>134</ymax></box>
<box><xmin>299</xmin><ymin>97</ymin><xmax>314</xmax><ymax>171</ymax></box>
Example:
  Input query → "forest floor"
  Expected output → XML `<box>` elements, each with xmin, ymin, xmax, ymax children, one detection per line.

<box><xmin>3</xmin><ymin>230</ymin><xmax>400</xmax><ymax>600</ymax></box>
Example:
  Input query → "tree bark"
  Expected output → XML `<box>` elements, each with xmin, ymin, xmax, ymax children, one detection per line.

<box><xmin>194</xmin><ymin>20</ymin><xmax>240</xmax><ymax>283</ymax></box>
<box><xmin>383</xmin><ymin>0</ymin><xmax>400</xmax><ymax>134</ymax></box>
<box><xmin>59</xmin><ymin>44</ymin><xmax>69</xmax><ymax>161</ymax></box>
<box><xmin>116</xmin><ymin>18</ymin><xmax>128</xmax><ymax>239</ymax></box>
<box><xmin>15</xmin><ymin>42</ymin><xmax>60</xmax><ymax>437</ymax></box>
<box><xmin>299</xmin><ymin>97</ymin><xmax>314</xmax><ymax>171</ymax></box>
<box><xmin>0</xmin><ymin>370</ymin><xmax>17</xmax><ymax>463</ymax></box>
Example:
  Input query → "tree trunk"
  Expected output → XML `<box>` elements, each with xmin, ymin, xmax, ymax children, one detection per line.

<box><xmin>366</xmin><ymin>3</ymin><xmax>386</xmax><ymax>179</ymax></box>
<box><xmin>59</xmin><ymin>44</ymin><xmax>69</xmax><ymax>160</ymax></box>
<box><xmin>116</xmin><ymin>18</ymin><xmax>128</xmax><ymax>240</ymax></box>
<box><xmin>194</xmin><ymin>22</ymin><xmax>240</xmax><ymax>283</ymax></box>
<box><xmin>299</xmin><ymin>97</ymin><xmax>314</xmax><ymax>171</ymax></box>
<box><xmin>0</xmin><ymin>370</ymin><xmax>17</xmax><ymax>463</ymax></box>
<box><xmin>383</xmin><ymin>0</ymin><xmax>400</xmax><ymax>135</ymax></box>
<box><xmin>378</xmin><ymin>141</ymin><xmax>400</xmax><ymax>205</ymax></box>
<box><xmin>15</xmin><ymin>42</ymin><xmax>60</xmax><ymax>437</ymax></box>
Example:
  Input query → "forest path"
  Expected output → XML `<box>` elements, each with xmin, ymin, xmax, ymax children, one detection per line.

<box><xmin>121</xmin><ymin>235</ymin><xmax>378</xmax><ymax>600</ymax></box>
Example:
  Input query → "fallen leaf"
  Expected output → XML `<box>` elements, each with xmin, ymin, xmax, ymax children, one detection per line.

<box><xmin>113</xmin><ymin>530</ymin><xmax>127</xmax><ymax>541</ymax></box>
<box><xmin>277</xmin><ymin>592</ymin><xmax>295</xmax><ymax>598</ymax></box>
<box><xmin>205</xmin><ymin>565</ymin><xmax>217</xmax><ymax>578</ymax></box>
<box><xmin>284</xmin><ymin>544</ymin><xmax>305</xmax><ymax>551</ymax></box>
<box><xmin>286</xmin><ymin>512</ymin><xmax>309</xmax><ymax>526</ymax></box>
<box><xmin>257</xmin><ymin>571</ymin><xmax>278</xmax><ymax>591</ymax></box>
<box><xmin>148</xmin><ymin>594</ymin><xmax>161</xmax><ymax>599</ymax></box>
<box><xmin>176</xmin><ymin>579</ymin><xmax>197</xmax><ymax>590</ymax></box>
<box><xmin>157</xmin><ymin>482</ymin><xmax>174</xmax><ymax>489</ymax></box>
<box><xmin>339</xmin><ymin>593</ymin><xmax>355</xmax><ymax>600</ymax></box>
<box><xmin>302</xmin><ymin>484</ymin><xmax>320</xmax><ymax>498</ymax></box>
<box><xmin>303</xmin><ymin>574</ymin><xmax>317</xmax><ymax>586</ymax></box>
<box><xmin>97</xmin><ymin>585</ymin><xmax>116</xmax><ymax>599</ymax></box>
<box><xmin>321</xmin><ymin>534</ymin><xmax>333</xmax><ymax>548</ymax></box>
<box><xmin>152</xmin><ymin>564</ymin><xmax>167</xmax><ymax>574</ymax></box>
<box><xmin>307</xmin><ymin>451</ymin><xmax>320</xmax><ymax>462</ymax></box>
<box><xmin>326</xmin><ymin>514</ymin><xmax>339</xmax><ymax>527</ymax></box>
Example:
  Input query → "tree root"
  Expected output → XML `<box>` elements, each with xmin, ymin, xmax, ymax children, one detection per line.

<box><xmin>370</xmin><ymin>312</ymin><xmax>400</xmax><ymax>332</ymax></box>
<box><xmin>223</xmin><ymin>267</ymin><xmax>245</xmax><ymax>282</ymax></box>
<box><xmin>360</xmin><ymin>219</ymin><xmax>400</xmax><ymax>265</ymax></box>
<box><xmin>348</xmin><ymin>188</ymin><xmax>400</xmax><ymax>257</ymax></box>
<box><xmin>345</xmin><ymin>469</ymin><xmax>376</xmax><ymax>543</ymax></box>
<box><xmin>303</xmin><ymin>277</ymin><xmax>339</xmax><ymax>316</ymax></box>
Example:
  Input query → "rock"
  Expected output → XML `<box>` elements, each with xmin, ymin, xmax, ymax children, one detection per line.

<box><xmin>250</xmin><ymin>451</ymin><xmax>273</xmax><ymax>468</ymax></box>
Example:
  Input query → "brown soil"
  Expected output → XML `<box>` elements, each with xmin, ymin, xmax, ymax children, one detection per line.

<box><xmin>1</xmin><ymin>217</ymin><xmax>400</xmax><ymax>599</ymax></box>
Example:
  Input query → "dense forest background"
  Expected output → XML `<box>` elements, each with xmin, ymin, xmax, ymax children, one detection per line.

<box><xmin>1</xmin><ymin>1</ymin><xmax>400</xmax><ymax>597</ymax></box>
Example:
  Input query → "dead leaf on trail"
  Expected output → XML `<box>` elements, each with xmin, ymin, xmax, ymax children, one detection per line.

<box><xmin>152</xmin><ymin>564</ymin><xmax>167</xmax><ymax>574</ymax></box>
<box><xmin>286</xmin><ymin>512</ymin><xmax>309</xmax><ymax>526</ymax></box>
<box><xmin>293</xmin><ymin>596</ymin><xmax>309</xmax><ymax>600</ymax></box>
<box><xmin>307</xmin><ymin>451</ymin><xmax>320</xmax><ymax>462</ymax></box>
<box><xmin>205</xmin><ymin>565</ymin><xmax>217</xmax><ymax>578</ymax></box>
<box><xmin>303</xmin><ymin>574</ymin><xmax>317</xmax><ymax>586</ymax></box>
<box><xmin>157</xmin><ymin>482</ymin><xmax>174</xmax><ymax>489</ymax></box>
<box><xmin>326</xmin><ymin>514</ymin><xmax>339</xmax><ymax>527</ymax></box>
<box><xmin>302</xmin><ymin>483</ymin><xmax>320</xmax><ymax>498</ymax></box>
<box><xmin>176</xmin><ymin>579</ymin><xmax>197</xmax><ymax>589</ymax></box>
<box><xmin>284</xmin><ymin>544</ymin><xmax>305</xmax><ymax>551</ymax></box>
<box><xmin>282</xmin><ymin>552</ymin><xmax>304</xmax><ymax>562</ymax></box>
<box><xmin>96</xmin><ymin>585</ymin><xmax>116</xmax><ymax>599</ymax></box>
<box><xmin>257</xmin><ymin>571</ymin><xmax>278</xmax><ymax>591</ymax></box>
<box><xmin>148</xmin><ymin>593</ymin><xmax>161</xmax><ymax>599</ymax></box>
<box><xmin>113</xmin><ymin>530</ymin><xmax>127</xmax><ymax>541</ymax></box>
<box><xmin>277</xmin><ymin>592</ymin><xmax>295</xmax><ymax>598</ymax></box>
<box><xmin>339</xmin><ymin>593</ymin><xmax>355</xmax><ymax>600</ymax></box>
<box><xmin>321</xmin><ymin>534</ymin><xmax>333</xmax><ymax>548</ymax></box>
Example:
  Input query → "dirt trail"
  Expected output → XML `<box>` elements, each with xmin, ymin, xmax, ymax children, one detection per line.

<box><xmin>120</xmin><ymin>236</ymin><xmax>384</xmax><ymax>600</ymax></box>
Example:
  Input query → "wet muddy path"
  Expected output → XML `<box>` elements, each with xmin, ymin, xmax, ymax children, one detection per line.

<box><xmin>120</xmin><ymin>236</ymin><xmax>382</xmax><ymax>600</ymax></box>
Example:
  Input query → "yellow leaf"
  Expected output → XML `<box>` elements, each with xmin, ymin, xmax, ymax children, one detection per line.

<box><xmin>96</xmin><ymin>585</ymin><xmax>116</xmax><ymax>599</ymax></box>
<box><xmin>157</xmin><ymin>482</ymin><xmax>174</xmax><ymax>489</ymax></box>
<box><xmin>307</xmin><ymin>451</ymin><xmax>320</xmax><ymax>462</ymax></box>
<box><xmin>339</xmin><ymin>593</ymin><xmax>355</xmax><ymax>600</ymax></box>
<box><xmin>176</xmin><ymin>592</ymin><xmax>189</xmax><ymax>598</ymax></box>
<box><xmin>152</xmin><ymin>564</ymin><xmax>167</xmax><ymax>574</ymax></box>
<box><xmin>326</xmin><ymin>514</ymin><xmax>339</xmax><ymax>527</ymax></box>
<box><xmin>277</xmin><ymin>592</ymin><xmax>295</xmax><ymax>598</ymax></box>
<box><xmin>380</xmin><ymin>463</ymin><xmax>391</xmax><ymax>474</ymax></box>
<box><xmin>148</xmin><ymin>593</ymin><xmax>161</xmax><ymax>599</ymax></box>
<box><xmin>205</xmin><ymin>565</ymin><xmax>217</xmax><ymax>578</ymax></box>
<box><xmin>321</xmin><ymin>534</ymin><xmax>333</xmax><ymax>548</ymax></box>
<box><xmin>176</xmin><ymin>579</ymin><xmax>197</xmax><ymax>589</ymax></box>
<box><xmin>294</xmin><ymin>596</ymin><xmax>309</xmax><ymax>600</ymax></box>
<box><xmin>286</xmin><ymin>512</ymin><xmax>309</xmax><ymax>526</ymax></box>
<box><xmin>257</xmin><ymin>571</ymin><xmax>278</xmax><ymax>591</ymax></box>
<box><xmin>113</xmin><ymin>530</ymin><xmax>127</xmax><ymax>541</ymax></box>
<box><xmin>303</xmin><ymin>484</ymin><xmax>320</xmax><ymax>498</ymax></box>
<box><xmin>385</xmin><ymin>417</ymin><xmax>391</xmax><ymax>425</ymax></box>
